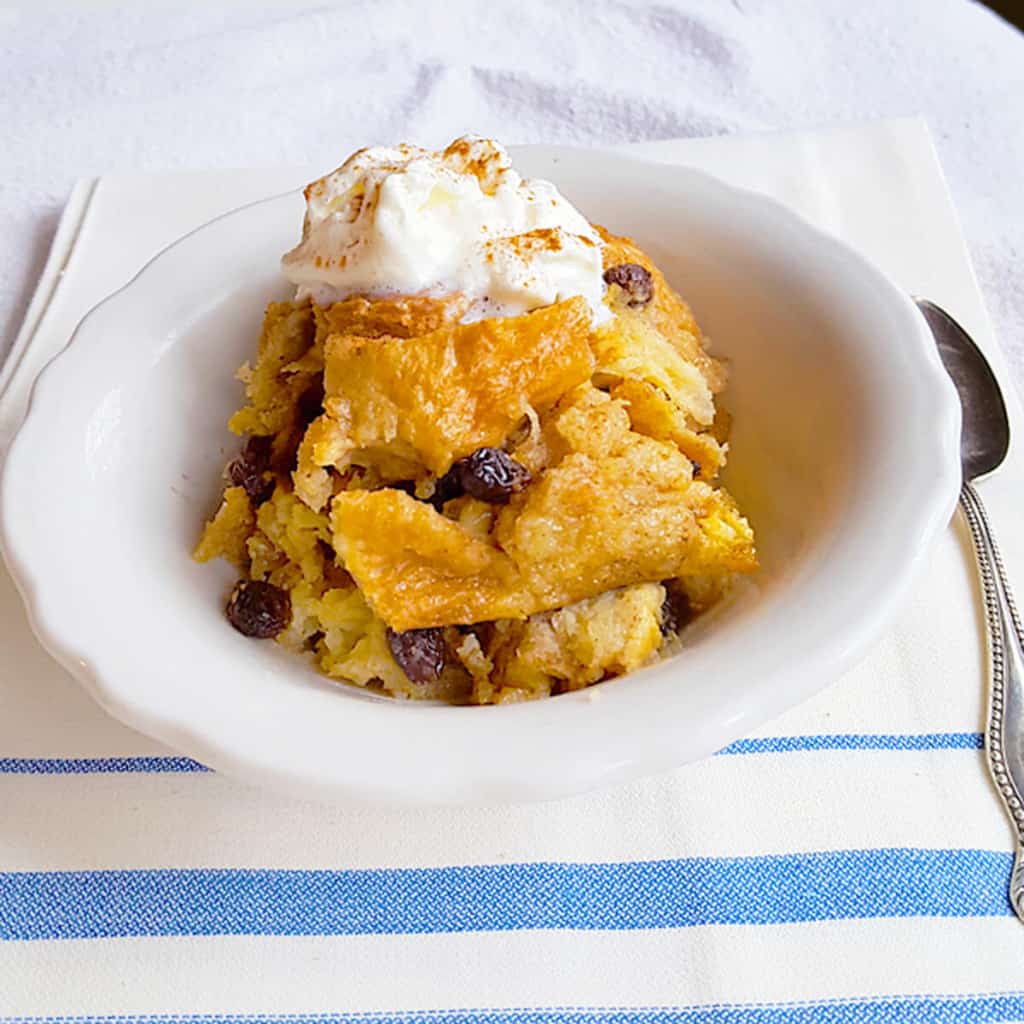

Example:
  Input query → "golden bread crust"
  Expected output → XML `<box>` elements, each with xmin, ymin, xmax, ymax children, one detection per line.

<box><xmin>195</xmin><ymin>227</ymin><xmax>756</xmax><ymax>703</ymax></box>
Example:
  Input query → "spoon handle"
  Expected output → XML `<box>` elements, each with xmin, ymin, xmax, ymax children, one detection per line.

<box><xmin>959</xmin><ymin>480</ymin><xmax>1024</xmax><ymax>920</ymax></box>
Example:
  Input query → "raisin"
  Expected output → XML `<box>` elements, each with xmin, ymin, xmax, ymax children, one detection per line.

<box><xmin>390</xmin><ymin>480</ymin><xmax>419</xmax><ymax>497</ymax></box>
<box><xmin>226</xmin><ymin>580</ymin><xmax>292</xmax><ymax>639</ymax></box>
<box><xmin>603</xmin><ymin>263</ymin><xmax>654</xmax><ymax>306</ymax></box>
<box><xmin>386</xmin><ymin>626</ymin><xmax>446</xmax><ymax>683</ymax></box>
<box><xmin>449</xmin><ymin>447</ymin><xmax>531</xmax><ymax>504</ymax></box>
<box><xmin>428</xmin><ymin>467</ymin><xmax>466</xmax><ymax>510</ymax></box>
<box><xmin>660</xmin><ymin>585</ymin><xmax>693</xmax><ymax>637</ymax></box>
<box><xmin>227</xmin><ymin>435</ymin><xmax>274</xmax><ymax>506</ymax></box>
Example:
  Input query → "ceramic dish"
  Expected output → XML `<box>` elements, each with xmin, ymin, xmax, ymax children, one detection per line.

<box><xmin>0</xmin><ymin>147</ymin><xmax>961</xmax><ymax>805</ymax></box>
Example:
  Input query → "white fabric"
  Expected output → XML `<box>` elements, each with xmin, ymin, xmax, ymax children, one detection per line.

<box><xmin>1</xmin><ymin>120</ymin><xmax>1024</xmax><ymax>1019</ymax></box>
<box><xmin>3</xmin><ymin>0</ymin><xmax>1024</xmax><ymax>1015</ymax></box>
<box><xmin>1</xmin><ymin>1</ymin><xmax>1023</xmax><ymax>392</ymax></box>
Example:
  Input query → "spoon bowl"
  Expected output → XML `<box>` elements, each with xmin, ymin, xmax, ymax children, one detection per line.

<box><xmin>917</xmin><ymin>299</ymin><xmax>1009</xmax><ymax>479</ymax></box>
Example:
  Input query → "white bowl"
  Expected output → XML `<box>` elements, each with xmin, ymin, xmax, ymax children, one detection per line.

<box><xmin>0</xmin><ymin>147</ymin><xmax>961</xmax><ymax>805</ymax></box>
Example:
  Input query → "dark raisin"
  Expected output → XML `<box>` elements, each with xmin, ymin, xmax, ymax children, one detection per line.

<box><xmin>449</xmin><ymin>447</ymin><xmax>531</xmax><ymax>504</ymax></box>
<box><xmin>390</xmin><ymin>480</ymin><xmax>418</xmax><ymax>497</ymax></box>
<box><xmin>603</xmin><ymin>263</ymin><xmax>654</xmax><ymax>306</ymax></box>
<box><xmin>386</xmin><ymin>626</ymin><xmax>446</xmax><ymax>684</ymax></box>
<box><xmin>690</xmin><ymin>459</ymin><xmax>702</xmax><ymax>479</ymax></box>
<box><xmin>227</xmin><ymin>435</ymin><xmax>275</xmax><ymax>506</ymax></box>
<box><xmin>226</xmin><ymin>580</ymin><xmax>292</xmax><ymax>639</ymax></box>
<box><xmin>428</xmin><ymin>467</ymin><xmax>465</xmax><ymax>510</ymax></box>
<box><xmin>660</xmin><ymin>585</ymin><xmax>693</xmax><ymax>637</ymax></box>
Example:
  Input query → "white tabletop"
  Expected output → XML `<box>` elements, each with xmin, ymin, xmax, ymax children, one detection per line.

<box><xmin>2</xmin><ymin>0</ymin><xmax>1023</xmax><ymax>383</ymax></box>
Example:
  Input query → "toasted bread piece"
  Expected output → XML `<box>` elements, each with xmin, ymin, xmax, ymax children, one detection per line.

<box><xmin>597</xmin><ymin>226</ymin><xmax>727</xmax><ymax>393</ymax></box>
<box><xmin>482</xmin><ymin>582</ymin><xmax>666</xmax><ymax>701</ymax></box>
<box><xmin>315</xmin><ymin>292</ymin><xmax>469</xmax><ymax>342</ymax></box>
<box><xmin>331</xmin><ymin>386</ymin><xmax>755</xmax><ymax>630</ymax></box>
<box><xmin>294</xmin><ymin>296</ymin><xmax>594</xmax><ymax>508</ymax></box>
<box><xmin>193</xmin><ymin>486</ymin><xmax>254</xmax><ymax>568</ymax></box>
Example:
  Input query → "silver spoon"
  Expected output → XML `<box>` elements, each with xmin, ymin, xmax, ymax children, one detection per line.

<box><xmin>916</xmin><ymin>298</ymin><xmax>1023</xmax><ymax>921</ymax></box>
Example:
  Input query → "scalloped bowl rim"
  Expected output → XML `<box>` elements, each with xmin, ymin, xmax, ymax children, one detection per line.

<box><xmin>0</xmin><ymin>146</ymin><xmax>961</xmax><ymax>805</ymax></box>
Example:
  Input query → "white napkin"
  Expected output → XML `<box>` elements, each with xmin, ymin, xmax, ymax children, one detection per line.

<box><xmin>2</xmin><ymin>120</ymin><xmax>1023</xmax><ymax>1019</ymax></box>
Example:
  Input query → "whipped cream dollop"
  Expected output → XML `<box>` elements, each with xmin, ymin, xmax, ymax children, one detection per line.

<box><xmin>281</xmin><ymin>136</ymin><xmax>609</xmax><ymax>324</ymax></box>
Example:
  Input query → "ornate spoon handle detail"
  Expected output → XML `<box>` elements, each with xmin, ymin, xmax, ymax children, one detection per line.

<box><xmin>959</xmin><ymin>480</ymin><xmax>1024</xmax><ymax>920</ymax></box>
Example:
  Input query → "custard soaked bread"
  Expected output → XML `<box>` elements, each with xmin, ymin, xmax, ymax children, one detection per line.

<box><xmin>196</xmin><ymin>137</ymin><xmax>755</xmax><ymax>704</ymax></box>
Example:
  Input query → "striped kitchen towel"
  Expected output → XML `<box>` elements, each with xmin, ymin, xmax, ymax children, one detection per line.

<box><xmin>1</xmin><ymin>121</ymin><xmax>1023</xmax><ymax>1020</ymax></box>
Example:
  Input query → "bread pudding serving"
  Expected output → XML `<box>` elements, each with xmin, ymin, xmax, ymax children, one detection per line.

<box><xmin>195</xmin><ymin>136</ymin><xmax>756</xmax><ymax>704</ymax></box>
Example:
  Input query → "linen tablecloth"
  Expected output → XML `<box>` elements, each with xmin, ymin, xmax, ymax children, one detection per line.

<box><xmin>1</xmin><ymin>119</ymin><xmax>1023</xmax><ymax>1020</ymax></box>
<box><xmin>3</xmin><ymin>1</ymin><xmax>1023</xmax><ymax>387</ymax></box>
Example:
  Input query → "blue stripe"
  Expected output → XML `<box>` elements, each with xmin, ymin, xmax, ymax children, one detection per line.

<box><xmin>0</xmin><ymin>848</ymin><xmax>1012</xmax><ymax>940</ymax></box>
<box><xmin>0</xmin><ymin>756</ymin><xmax>210</xmax><ymax>774</ymax></box>
<box><xmin>0</xmin><ymin>733</ymin><xmax>984</xmax><ymax>775</ymax></box>
<box><xmin>7</xmin><ymin>993</ymin><xmax>1024</xmax><ymax>1023</ymax></box>
<box><xmin>716</xmin><ymin>732</ymin><xmax>984</xmax><ymax>755</ymax></box>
